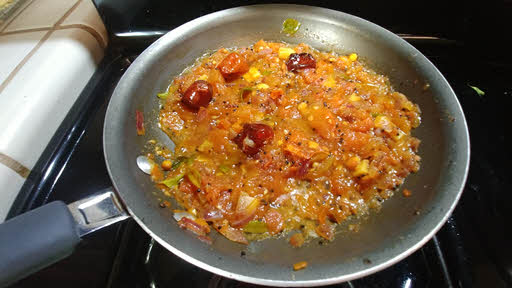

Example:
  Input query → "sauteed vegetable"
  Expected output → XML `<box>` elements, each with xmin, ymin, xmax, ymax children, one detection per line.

<box><xmin>149</xmin><ymin>40</ymin><xmax>421</xmax><ymax>245</ymax></box>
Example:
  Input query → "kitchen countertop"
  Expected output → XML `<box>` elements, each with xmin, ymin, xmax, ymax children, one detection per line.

<box><xmin>0</xmin><ymin>0</ymin><xmax>107</xmax><ymax>220</ymax></box>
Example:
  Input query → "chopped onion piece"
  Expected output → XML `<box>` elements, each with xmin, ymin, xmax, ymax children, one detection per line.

<box><xmin>216</xmin><ymin>223</ymin><xmax>248</xmax><ymax>244</ymax></box>
<box><xmin>237</xmin><ymin>193</ymin><xmax>257</xmax><ymax>211</ymax></box>
<box><xmin>203</xmin><ymin>209</ymin><xmax>223</xmax><ymax>221</ymax></box>
<box><xmin>173</xmin><ymin>211</ymin><xmax>196</xmax><ymax>222</ymax></box>
<box><xmin>135</xmin><ymin>110</ymin><xmax>145</xmax><ymax>135</ymax></box>
<box><xmin>177</xmin><ymin>217</ymin><xmax>210</xmax><ymax>237</ymax></box>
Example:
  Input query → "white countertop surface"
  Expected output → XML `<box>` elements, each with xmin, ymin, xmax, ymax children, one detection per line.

<box><xmin>0</xmin><ymin>0</ymin><xmax>107</xmax><ymax>221</ymax></box>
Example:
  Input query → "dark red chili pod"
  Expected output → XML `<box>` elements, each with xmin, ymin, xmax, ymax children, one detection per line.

<box><xmin>286</xmin><ymin>53</ymin><xmax>316</xmax><ymax>72</ymax></box>
<box><xmin>233</xmin><ymin>123</ymin><xmax>274</xmax><ymax>156</ymax></box>
<box><xmin>182</xmin><ymin>80</ymin><xmax>213</xmax><ymax>111</ymax></box>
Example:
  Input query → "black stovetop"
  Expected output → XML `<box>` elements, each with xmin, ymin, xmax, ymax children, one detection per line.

<box><xmin>8</xmin><ymin>1</ymin><xmax>511</xmax><ymax>287</ymax></box>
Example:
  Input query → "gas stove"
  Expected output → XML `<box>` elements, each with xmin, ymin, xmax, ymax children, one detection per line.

<box><xmin>7</xmin><ymin>1</ymin><xmax>511</xmax><ymax>287</ymax></box>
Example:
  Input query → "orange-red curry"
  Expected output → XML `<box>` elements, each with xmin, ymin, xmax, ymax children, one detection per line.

<box><xmin>149</xmin><ymin>40</ymin><xmax>421</xmax><ymax>246</ymax></box>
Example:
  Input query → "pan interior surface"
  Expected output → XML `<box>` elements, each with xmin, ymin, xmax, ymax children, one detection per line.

<box><xmin>103</xmin><ymin>5</ymin><xmax>469</xmax><ymax>286</ymax></box>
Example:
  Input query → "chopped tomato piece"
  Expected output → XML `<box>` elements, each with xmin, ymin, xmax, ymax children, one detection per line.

<box><xmin>289</xmin><ymin>233</ymin><xmax>305</xmax><ymax>248</ymax></box>
<box><xmin>315</xmin><ymin>223</ymin><xmax>334</xmax><ymax>241</ymax></box>
<box><xmin>264</xmin><ymin>209</ymin><xmax>284</xmax><ymax>234</ymax></box>
<box><xmin>270</xmin><ymin>89</ymin><xmax>283</xmax><ymax>100</ymax></box>
<box><xmin>287</xmin><ymin>158</ymin><xmax>311</xmax><ymax>178</ymax></box>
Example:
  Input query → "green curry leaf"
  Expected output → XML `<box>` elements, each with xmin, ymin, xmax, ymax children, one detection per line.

<box><xmin>243</xmin><ymin>221</ymin><xmax>268</xmax><ymax>233</ymax></box>
<box><xmin>468</xmin><ymin>85</ymin><xmax>485</xmax><ymax>97</ymax></box>
<box><xmin>197</xmin><ymin>140</ymin><xmax>213</xmax><ymax>152</ymax></box>
<box><xmin>282</xmin><ymin>18</ymin><xmax>301</xmax><ymax>35</ymax></box>
<box><xmin>187</xmin><ymin>168</ymin><xmax>202</xmax><ymax>188</ymax></box>
<box><xmin>171</xmin><ymin>156</ymin><xmax>188</xmax><ymax>170</ymax></box>
<box><xmin>160</xmin><ymin>173</ymin><xmax>184</xmax><ymax>188</ymax></box>
<box><xmin>218</xmin><ymin>164</ymin><xmax>230</xmax><ymax>174</ymax></box>
<box><xmin>157</xmin><ymin>92</ymin><xmax>169</xmax><ymax>99</ymax></box>
<box><xmin>261</xmin><ymin>70</ymin><xmax>272</xmax><ymax>76</ymax></box>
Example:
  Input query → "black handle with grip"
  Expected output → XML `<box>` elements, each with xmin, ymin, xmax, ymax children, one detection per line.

<box><xmin>0</xmin><ymin>201</ymin><xmax>81</xmax><ymax>287</ymax></box>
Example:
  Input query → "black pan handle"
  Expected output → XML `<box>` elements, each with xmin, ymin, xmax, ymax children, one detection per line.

<box><xmin>0</xmin><ymin>201</ymin><xmax>79</xmax><ymax>287</ymax></box>
<box><xmin>0</xmin><ymin>189</ymin><xmax>128</xmax><ymax>287</ymax></box>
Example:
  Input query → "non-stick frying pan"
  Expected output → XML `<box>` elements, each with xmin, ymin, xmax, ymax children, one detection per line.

<box><xmin>0</xmin><ymin>5</ymin><xmax>470</xmax><ymax>287</ymax></box>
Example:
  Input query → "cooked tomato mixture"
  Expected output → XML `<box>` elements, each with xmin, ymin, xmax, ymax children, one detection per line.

<box><xmin>149</xmin><ymin>40</ymin><xmax>421</xmax><ymax>245</ymax></box>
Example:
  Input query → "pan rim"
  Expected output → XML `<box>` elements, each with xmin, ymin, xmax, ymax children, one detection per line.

<box><xmin>103</xmin><ymin>4</ymin><xmax>470</xmax><ymax>286</ymax></box>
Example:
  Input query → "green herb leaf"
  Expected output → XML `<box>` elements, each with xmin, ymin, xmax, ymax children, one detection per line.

<box><xmin>197</xmin><ymin>140</ymin><xmax>213</xmax><ymax>152</ymax></box>
<box><xmin>218</xmin><ymin>164</ymin><xmax>230</xmax><ymax>174</ymax></box>
<box><xmin>468</xmin><ymin>85</ymin><xmax>485</xmax><ymax>97</ymax></box>
<box><xmin>158</xmin><ymin>84</ymin><xmax>179</xmax><ymax>99</ymax></box>
<box><xmin>243</xmin><ymin>221</ymin><xmax>268</xmax><ymax>233</ymax></box>
<box><xmin>282</xmin><ymin>18</ymin><xmax>301</xmax><ymax>35</ymax></box>
<box><xmin>171</xmin><ymin>156</ymin><xmax>188</xmax><ymax>170</ymax></box>
<box><xmin>186</xmin><ymin>155</ymin><xmax>196</xmax><ymax>164</ymax></box>
<box><xmin>157</xmin><ymin>92</ymin><xmax>169</xmax><ymax>99</ymax></box>
<box><xmin>262</xmin><ymin>70</ymin><xmax>272</xmax><ymax>76</ymax></box>
<box><xmin>160</xmin><ymin>173</ymin><xmax>184</xmax><ymax>188</ymax></box>
<box><xmin>187</xmin><ymin>168</ymin><xmax>202</xmax><ymax>188</ymax></box>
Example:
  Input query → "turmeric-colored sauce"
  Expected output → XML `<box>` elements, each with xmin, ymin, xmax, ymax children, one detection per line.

<box><xmin>152</xmin><ymin>40</ymin><xmax>421</xmax><ymax>245</ymax></box>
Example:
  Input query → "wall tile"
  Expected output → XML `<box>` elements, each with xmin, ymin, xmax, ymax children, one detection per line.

<box><xmin>4</xmin><ymin>0</ymin><xmax>78</xmax><ymax>32</ymax></box>
<box><xmin>0</xmin><ymin>30</ymin><xmax>46</xmax><ymax>84</ymax></box>
<box><xmin>61</xmin><ymin>0</ymin><xmax>108</xmax><ymax>47</ymax></box>
<box><xmin>0</xmin><ymin>28</ymin><xmax>103</xmax><ymax>169</ymax></box>
<box><xmin>0</xmin><ymin>163</ymin><xmax>25</xmax><ymax>221</ymax></box>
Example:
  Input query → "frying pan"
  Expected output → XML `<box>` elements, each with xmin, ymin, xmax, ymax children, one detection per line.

<box><xmin>0</xmin><ymin>5</ymin><xmax>470</xmax><ymax>287</ymax></box>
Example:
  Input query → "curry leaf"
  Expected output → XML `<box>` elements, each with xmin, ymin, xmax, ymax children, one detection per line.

<box><xmin>197</xmin><ymin>140</ymin><xmax>213</xmax><ymax>152</ymax></box>
<box><xmin>187</xmin><ymin>168</ymin><xmax>202</xmax><ymax>188</ymax></box>
<box><xmin>157</xmin><ymin>92</ymin><xmax>169</xmax><ymax>99</ymax></box>
<box><xmin>243</xmin><ymin>221</ymin><xmax>268</xmax><ymax>233</ymax></box>
<box><xmin>160</xmin><ymin>173</ymin><xmax>184</xmax><ymax>188</ymax></box>
<box><xmin>171</xmin><ymin>156</ymin><xmax>188</xmax><ymax>170</ymax></box>
<box><xmin>282</xmin><ymin>18</ymin><xmax>301</xmax><ymax>35</ymax></box>
<box><xmin>218</xmin><ymin>164</ymin><xmax>231</xmax><ymax>174</ymax></box>
<box><xmin>261</xmin><ymin>70</ymin><xmax>272</xmax><ymax>76</ymax></box>
<box><xmin>468</xmin><ymin>85</ymin><xmax>485</xmax><ymax>97</ymax></box>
